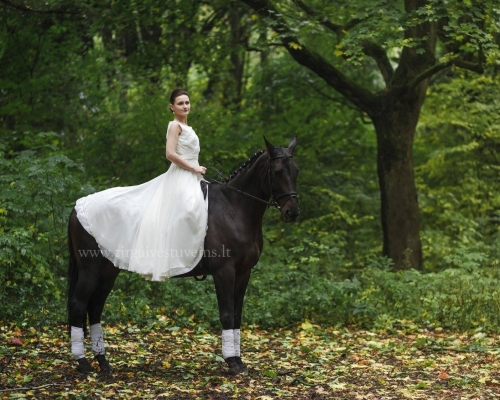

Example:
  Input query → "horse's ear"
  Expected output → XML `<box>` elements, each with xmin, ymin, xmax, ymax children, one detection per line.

<box><xmin>263</xmin><ymin>136</ymin><xmax>276</xmax><ymax>155</ymax></box>
<box><xmin>287</xmin><ymin>136</ymin><xmax>298</xmax><ymax>155</ymax></box>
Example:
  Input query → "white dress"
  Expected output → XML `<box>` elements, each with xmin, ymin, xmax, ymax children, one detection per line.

<box><xmin>75</xmin><ymin>121</ymin><xmax>208</xmax><ymax>281</ymax></box>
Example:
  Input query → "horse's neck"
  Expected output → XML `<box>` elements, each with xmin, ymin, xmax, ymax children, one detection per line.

<box><xmin>228</xmin><ymin>153</ymin><xmax>269</xmax><ymax>220</ymax></box>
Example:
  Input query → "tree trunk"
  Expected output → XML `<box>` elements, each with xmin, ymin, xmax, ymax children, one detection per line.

<box><xmin>228</xmin><ymin>4</ymin><xmax>245</xmax><ymax>107</ymax></box>
<box><xmin>371</xmin><ymin>90</ymin><xmax>423</xmax><ymax>269</ymax></box>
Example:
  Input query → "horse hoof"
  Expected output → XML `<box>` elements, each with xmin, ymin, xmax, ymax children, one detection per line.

<box><xmin>225</xmin><ymin>356</ymin><xmax>240</xmax><ymax>375</ymax></box>
<box><xmin>227</xmin><ymin>366</ymin><xmax>239</xmax><ymax>375</ymax></box>
<box><xmin>95</xmin><ymin>354</ymin><xmax>113</xmax><ymax>374</ymax></box>
<box><xmin>228</xmin><ymin>364</ymin><xmax>247</xmax><ymax>375</ymax></box>
<box><xmin>76</xmin><ymin>357</ymin><xmax>92</xmax><ymax>374</ymax></box>
<box><xmin>234</xmin><ymin>357</ymin><xmax>248</xmax><ymax>374</ymax></box>
<box><xmin>100</xmin><ymin>363</ymin><xmax>114</xmax><ymax>374</ymax></box>
<box><xmin>225</xmin><ymin>356</ymin><xmax>247</xmax><ymax>375</ymax></box>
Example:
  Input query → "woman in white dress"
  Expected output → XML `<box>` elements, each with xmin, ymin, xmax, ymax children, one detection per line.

<box><xmin>74</xmin><ymin>89</ymin><xmax>208</xmax><ymax>281</ymax></box>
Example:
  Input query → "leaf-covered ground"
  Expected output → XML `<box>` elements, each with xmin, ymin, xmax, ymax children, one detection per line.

<box><xmin>1</xmin><ymin>319</ymin><xmax>500</xmax><ymax>399</ymax></box>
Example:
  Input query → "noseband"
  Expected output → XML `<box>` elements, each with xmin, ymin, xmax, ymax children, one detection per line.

<box><xmin>266</xmin><ymin>154</ymin><xmax>298</xmax><ymax>210</ymax></box>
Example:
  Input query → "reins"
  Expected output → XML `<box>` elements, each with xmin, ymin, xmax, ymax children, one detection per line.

<box><xmin>204</xmin><ymin>152</ymin><xmax>298</xmax><ymax>210</ymax></box>
<box><xmin>205</xmin><ymin>176</ymin><xmax>273</xmax><ymax>206</ymax></box>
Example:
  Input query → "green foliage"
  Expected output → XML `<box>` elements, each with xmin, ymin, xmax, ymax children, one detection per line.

<box><xmin>0</xmin><ymin>133</ymin><xmax>86</xmax><ymax>322</ymax></box>
<box><xmin>361</xmin><ymin>260</ymin><xmax>500</xmax><ymax>331</ymax></box>
<box><xmin>416</xmin><ymin>73</ymin><xmax>500</xmax><ymax>268</ymax></box>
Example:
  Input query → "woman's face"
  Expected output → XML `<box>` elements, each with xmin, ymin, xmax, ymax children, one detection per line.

<box><xmin>170</xmin><ymin>95</ymin><xmax>190</xmax><ymax>117</ymax></box>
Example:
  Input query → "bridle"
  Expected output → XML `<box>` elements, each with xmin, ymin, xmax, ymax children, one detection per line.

<box><xmin>205</xmin><ymin>151</ymin><xmax>298</xmax><ymax>211</ymax></box>
<box><xmin>266</xmin><ymin>153</ymin><xmax>298</xmax><ymax>210</ymax></box>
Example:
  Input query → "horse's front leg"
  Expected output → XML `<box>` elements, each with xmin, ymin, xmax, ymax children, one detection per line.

<box><xmin>232</xmin><ymin>268</ymin><xmax>251</xmax><ymax>374</ymax></box>
<box><xmin>212</xmin><ymin>265</ymin><xmax>240</xmax><ymax>375</ymax></box>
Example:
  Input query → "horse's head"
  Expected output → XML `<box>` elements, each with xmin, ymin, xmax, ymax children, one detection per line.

<box><xmin>263</xmin><ymin>136</ymin><xmax>300</xmax><ymax>223</ymax></box>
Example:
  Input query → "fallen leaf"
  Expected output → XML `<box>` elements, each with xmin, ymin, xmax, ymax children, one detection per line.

<box><xmin>301</xmin><ymin>321</ymin><xmax>313</xmax><ymax>330</ymax></box>
<box><xmin>438</xmin><ymin>369</ymin><xmax>450</xmax><ymax>379</ymax></box>
<box><xmin>9</xmin><ymin>337</ymin><xmax>24</xmax><ymax>346</ymax></box>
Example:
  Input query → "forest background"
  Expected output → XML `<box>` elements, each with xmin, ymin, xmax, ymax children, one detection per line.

<box><xmin>1</xmin><ymin>0</ymin><xmax>500</xmax><ymax>335</ymax></box>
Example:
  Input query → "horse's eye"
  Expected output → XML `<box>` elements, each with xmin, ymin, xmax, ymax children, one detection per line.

<box><xmin>273</xmin><ymin>169</ymin><xmax>283</xmax><ymax>174</ymax></box>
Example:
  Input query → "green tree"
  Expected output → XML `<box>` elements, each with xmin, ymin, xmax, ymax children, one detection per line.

<box><xmin>239</xmin><ymin>0</ymin><xmax>499</xmax><ymax>269</ymax></box>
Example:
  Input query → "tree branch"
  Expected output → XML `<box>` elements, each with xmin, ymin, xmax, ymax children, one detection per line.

<box><xmin>361</xmin><ymin>40</ymin><xmax>394</xmax><ymax>86</ymax></box>
<box><xmin>408</xmin><ymin>58</ymin><xmax>484</xmax><ymax>91</ymax></box>
<box><xmin>293</xmin><ymin>0</ymin><xmax>341</xmax><ymax>35</ymax></box>
<box><xmin>241</xmin><ymin>0</ymin><xmax>377</xmax><ymax>113</ymax></box>
<box><xmin>0</xmin><ymin>384</ymin><xmax>57</xmax><ymax>392</ymax></box>
<box><xmin>453</xmin><ymin>59</ymin><xmax>484</xmax><ymax>74</ymax></box>
<box><xmin>292</xmin><ymin>1</ymin><xmax>392</xmax><ymax>86</ymax></box>
<box><xmin>242</xmin><ymin>36</ymin><xmax>264</xmax><ymax>52</ymax></box>
<box><xmin>293</xmin><ymin>0</ymin><xmax>363</xmax><ymax>37</ymax></box>
<box><xmin>0</xmin><ymin>0</ymin><xmax>81</xmax><ymax>15</ymax></box>
<box><xmin>344</xmin><ymin>18</ymin><xmax>364</xmax><ymax>31</ymax></box>
<box><xmin>200</xmin><ymin>7</ymin><xmax>227</xmax><ymax>35</ymax></box>
<box><xmin>408</xmin><ymin>62</ymin><xmax>451</xmax><ymax>91</ymax></box>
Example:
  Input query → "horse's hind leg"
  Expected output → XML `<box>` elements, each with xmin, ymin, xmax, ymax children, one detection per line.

<box><xmin>68</xmin><ymin>209</ymin><xmax>105</xmax><ymax>374</ymax></box>
<box><xmin>68</xmin><ymin>268</ymin><xmax>100</xmax><ymax>374</ymax></box>
<box><xmin>87</xmin><ymin>261</ymin><xmax>120</xmax><ymax>373</ymax></box>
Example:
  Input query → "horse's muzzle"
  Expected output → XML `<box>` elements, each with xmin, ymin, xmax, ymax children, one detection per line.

<box><xmin>283</xmin><ymin>206</ymin><xmax>300</xmax><ymax>222</ymax></box>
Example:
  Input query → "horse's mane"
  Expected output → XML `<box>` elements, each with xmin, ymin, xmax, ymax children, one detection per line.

<box><xmin>224</xmin><ymin>150</ymin><xmax>266</xmax><ymax>183</ymax></box>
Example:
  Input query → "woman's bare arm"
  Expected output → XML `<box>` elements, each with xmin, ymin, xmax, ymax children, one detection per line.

<box><xmin>166</xmin><ymin>123</ymin><xmax>206</xmax><ymax>174</ymax></box>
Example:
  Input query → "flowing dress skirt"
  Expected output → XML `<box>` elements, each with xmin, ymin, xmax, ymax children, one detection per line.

<box><xmin>75</xmin><ymin>159</ymin><xmax>208</xmax><ymax>281</ymax></box>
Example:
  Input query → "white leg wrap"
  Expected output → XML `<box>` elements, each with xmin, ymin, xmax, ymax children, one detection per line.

<box><xmin>233</xmin><ymin>329</ymin><xmax>241</xmax><ymax>357</ymax></box>
<box><xmin>71</xmin><ymin>326</ymin><xmax>85</xmax><ymax>360</ymax></box>
<box><xmin>90</xmin><ymin>323</ymin><xmax>105</xmax><ymax>356</ymax></box>
<box><xmin>221</xmin><ymin>329</ymin><xmax>235</xmax><ymax>359</ymax></box>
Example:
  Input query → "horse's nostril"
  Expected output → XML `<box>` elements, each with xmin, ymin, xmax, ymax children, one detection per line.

<box><xmin>284</xmin><ymin>210</ymin><xmax>298</xmax><ymax>222</ymax></box>
<box><xmin>286</xmin><ymin>210</ymin><xmax>296</xmax><ymax>218</ymax></box>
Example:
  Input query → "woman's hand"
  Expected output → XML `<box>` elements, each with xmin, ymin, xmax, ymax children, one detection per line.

<box><xmin>193</xmin><ymin>166</ymin><xmax>207</xmax><ymax>175</ymax></box>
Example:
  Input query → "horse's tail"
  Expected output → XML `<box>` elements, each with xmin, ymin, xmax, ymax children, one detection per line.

<box><xmin>67</xmin><ymin>210</ymin><xmax>87</xmax><ymax>336</ymax></box>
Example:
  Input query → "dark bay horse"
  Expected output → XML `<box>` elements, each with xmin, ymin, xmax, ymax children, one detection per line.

<box><xmin>67</xmin><ymin>137</ymin><xmax>299</xmax><ymax>375</ymax></box>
